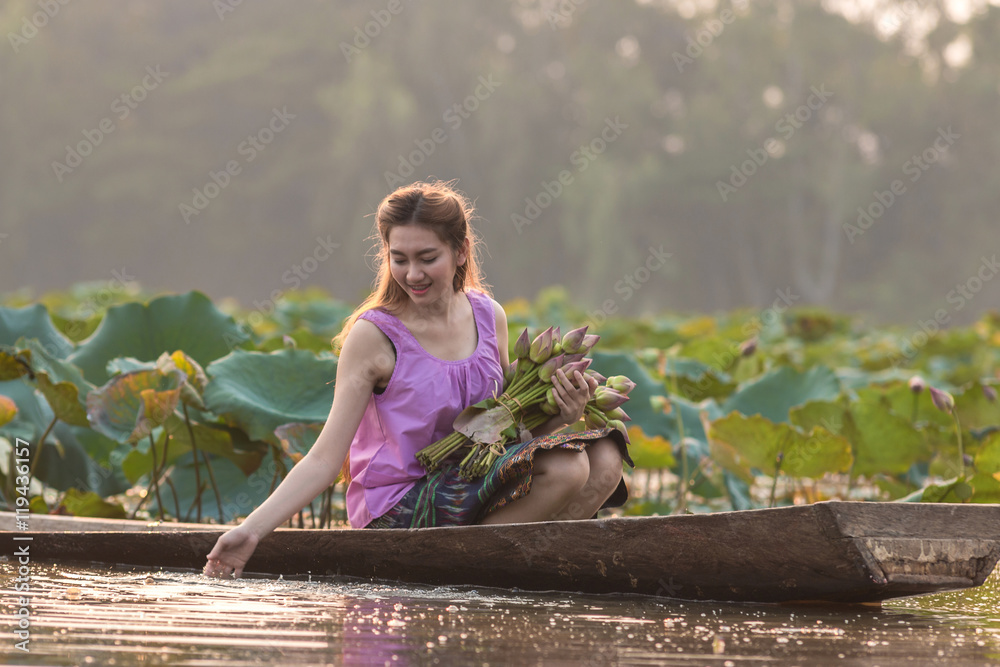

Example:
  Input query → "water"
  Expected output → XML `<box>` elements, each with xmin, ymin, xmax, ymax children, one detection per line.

<box><xmin>2</xmin><ymin>563</ymin><xmax>998</xmax><ymax>666</ymax></box>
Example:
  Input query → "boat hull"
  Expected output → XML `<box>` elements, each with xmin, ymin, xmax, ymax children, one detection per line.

<box><xmin>3</xmin><ymin>501</ymin><xmax>998</xmax><ymax>603</ymax></box>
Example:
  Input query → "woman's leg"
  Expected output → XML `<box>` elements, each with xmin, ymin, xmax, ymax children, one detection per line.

<box><xmin>478</xmin><ymin>448</ymin><xmax>589</xmax><ymax>524</ymax></box>
<box><xmin>553</xmin><ymin>437</ymin><xmax>624</xmax><ymax>520</ymax></box>
<box><xmin>478</xmin><ymin>437</ymin><xmax>624</xmax><ymax>524</ymax></box>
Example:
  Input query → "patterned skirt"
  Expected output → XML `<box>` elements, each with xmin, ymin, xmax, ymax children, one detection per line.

<box><xmin>365</xmin><ymin>427</ymin><xmax>633</xmax><ymax>529</ymax></box>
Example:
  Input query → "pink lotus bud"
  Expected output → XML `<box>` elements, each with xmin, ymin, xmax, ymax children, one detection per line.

<box><xmin>561</xmin><ymin>359</ymin><xmax>593</xmax><ymax>378</ymax></box>
<box><xmin>606</xmin><ymin>375</ymin><xmax>636</xmax><ymax>395</ymax></box>
<box><xmin>983</xmin><ymin>385</ymin><xmax>998</xmax><ymax>403</ymax></box>
<box><xmin>538</xmin><ymin>354</ymin><xmax>565</xmax><ymax>383</ymax></box>
<box><xmin>585</xmin><ymin>369</ymin><xmax>607</xmax><ymax>384</ymax></box>
<box><xmin>739</xmin><ymin>337</ymin><xmax>758</xmax><ymax>357</ymax></box>
<box><xmin>908</xmin><ymin>376</ymin><xmax>925</xmax><ymax>394</ymax></box>
<box><xmin>606</xmin><ymin>419</ymin><xmax>630</xmax><ymax>443</ymax></box>
<box><xmin>504</xmin><ymin>360</ymin><xmax>518</xmax><ymax>387</ymax></box>
<box><xmin>594</xmin><ymin>387</ymin><xmax>628</xmax><ymax>411</ymax></box>
<box><xmin>561</xmin><ymin>326</ymin><xmax>588</xmax><ymax>354</ymax></box>
<box><xmin>562</xmin><ymin>353</ymin><xmax>586</xmax><ymax>364</ymax></box>
<box><xmin>580</xmin><ymin>334</ymin><xmax>601</xmax><ymax>353</ymax></box>
<box><xmin>929</xmin><ymin>386</ymin><xmax>954</xmax><ymax>414</ymax></box>
<box><xmin>551</xmin><ymin>341</ymin><xmax>563</xmax><ymax>356</ymax></box>
<box><xmin>529</xmin><ymin>327</ymin><xmax>554</xmax><ymax>363</ymax></box>
<box><xmin>605</xmin><ymin>406</ymin><xmax>631</xmax><ymax>422</ymax></box>
<box><xmin>513</xmin><ymin>329</ymin><xmax>531</xmax><ymax>361</ymax></box>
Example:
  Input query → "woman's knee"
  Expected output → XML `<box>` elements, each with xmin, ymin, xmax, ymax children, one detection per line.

<box><xmin>586</xmin><ymin>438</ymin><xmax>624</xmax><ymax>493</ymax></box>
<box><xmin>534</xmin><ymin>448</ymin><xmax>590</xmax><ymax>491</ymax></box>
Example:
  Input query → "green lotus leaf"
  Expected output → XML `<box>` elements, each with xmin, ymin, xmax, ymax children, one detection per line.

<box><xmin>0</xmin><ymin>347</ymin><xmax>30</xmax><ymax>381</ymax></box>
<box><xmin>0</xmin><ymin>304</ymin><xmax>74</xmax><ymax>358</ymax></box>
<box><xmin>275</xmin><ymin>422</ymin><xmax>323</xmax><ymax>463</ymax></box>
<box><xmin>86</xmin><ymin>369</ymin><xmax>185</xmax><ymax>444</ymax></box>
<box><xmin>68</xmin><ymin>291</ymin><xmax>251</xmax><ymax>385</ymax></box>
<box><xmin>257</xmin><ymin>328</ymin><xmax>337</xmax><ymax>355</ymax></box>
<box><xmin>953</xmin><ymin>380</ymin><xmax>1000</xmax><ymax>432</ymax></box>
<box><xmin>708</xmin><ymin>412</ymin><xmax>852</xmax><ymax>480</ymax></box>
<box><xmin>0</xmin><ymin>395</ymin><xmax>17</xmax><ymax>428</ymax></box>
<box><xmin>107</xmin><ymin>357</ymin><xmax>157</xmax><ymax>376</ymax></box>
<box><xmin>676</xmin><ymin>370</ymin><xmax>737</xmax><ymax>402</ymax></box>
<box><xmin>56</xmin><ymin>488</ymin><xmax>126</xmax><ymax>519</ymax></box>
<box><xmin>624</xmin><ymin>425</ymin><xmax>676</xmax><ymax>469</ymax></box>
<box><xmin>722</xmin><ymin>365</ymin><xmax>841</xmax><ymax>423</ymax></box>
<box><xmin>160</xmin><ymin>414</ymin><xmax>265</xmax><ymax>475</ymax></box>
<box><xmin>273</xmin><ymin>296</ymin><xmax>353</xmax><ymax>337</ymax></box>
<box><xmin>203</xmin><ymin>348</ymin><xmax>337</xmax><ymax>443</ymax></box>
<box><xmin>36</xmin><ymin>374</ymin><xmax>89</xmax><ymax>427</ymax></box>
<box><xmin>855</xmin><ymin>381</ymin><xmax>953</xmax><ymax>429</ymax></box>
<box><xmin>845</xmin><ymin>401</ymin><xmax>932</xmax><ymax>477</ymax></box>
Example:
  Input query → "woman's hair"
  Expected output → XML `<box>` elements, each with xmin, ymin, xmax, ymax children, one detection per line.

<box><xmin>333</xmin><ymin>180</ymin><xmax>491</xmax><ymax>354</ymax></box>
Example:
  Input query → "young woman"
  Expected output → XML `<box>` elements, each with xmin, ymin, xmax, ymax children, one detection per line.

<box><xmin>204</xmin><ymin>181</ymin><xmax>631</xmax><ymax>579</ymax></box>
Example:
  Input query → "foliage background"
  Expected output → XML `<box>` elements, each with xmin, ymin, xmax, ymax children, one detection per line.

<box><xmin>2</xmin><ymin>0</ymin><xmax>999</xmax><ymax>325</ymax></box>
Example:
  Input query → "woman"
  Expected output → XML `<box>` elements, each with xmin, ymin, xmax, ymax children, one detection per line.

<box><xmin>204</xmin><ymin>181</ymin><xmax>631</xmax><ymax>579</ymax></box>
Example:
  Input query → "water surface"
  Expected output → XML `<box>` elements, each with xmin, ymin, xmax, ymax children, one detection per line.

<box><xmin>2</xmin><ymin>563</ymin><xmax>998</xmax><ymax>666</ymax></box>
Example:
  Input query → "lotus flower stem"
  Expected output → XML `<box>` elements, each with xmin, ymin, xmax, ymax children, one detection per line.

<box><xmin>182</xmin><ymin>403</ymin><xmax>204</xmax><ymax>522</ymax></box>
<box><xmin>147</xmin><ymin>433</ymin><xmax>165</xmax><ymax>521</ymax></box>
<box><xmin>29</xmin><ymin>415</ymin><xmax>58</xmax><ymax>482</ymax></box>
<box><xmin>163</xmin><ymin>475</ymin><xmax>182</xmax><ymax>519</ymax></box>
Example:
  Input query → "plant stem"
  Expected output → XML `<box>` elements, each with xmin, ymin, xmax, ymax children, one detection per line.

<box><xmin>955</xmin><ymin>412</ymin><xmax>965</xmax><ymax>478</ymax></box>
<box><xmin>148</xmin><ymin>434</ymin><xmax>164</xmax><ymax>521</ymax></box>
<box><xmin>182</xmin><ymin>404</ymin><xmax>203</xmax><ymax>522</ymax></box>
<box><xmin>769</xmin><ymin>452</ymin><xmax>784</xmax><ymax>508</ymax></box>
<box><xmin>28</xmin><ymin>415</ymin><xmax>59</xmax><ymax>481</ymax></box>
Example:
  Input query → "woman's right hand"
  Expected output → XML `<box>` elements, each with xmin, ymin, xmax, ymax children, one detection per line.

<box><xmin>204</xmin><ymin>525</ymin><xmax>260</xmax><ymax>579</ymax></box>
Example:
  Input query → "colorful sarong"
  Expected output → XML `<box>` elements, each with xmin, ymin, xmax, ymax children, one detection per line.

<box><xmin>365</xmin><ymin>427</ymin><xmax>633</xmax><ymax>529</ymax></box>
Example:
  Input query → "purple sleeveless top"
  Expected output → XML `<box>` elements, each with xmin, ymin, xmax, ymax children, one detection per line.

<box><xmin>346</xmin><ymin>289</ymin><xmax>505</xmax><ymax>528</ymax></box>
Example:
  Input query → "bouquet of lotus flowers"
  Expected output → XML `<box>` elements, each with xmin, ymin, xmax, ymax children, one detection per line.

<box><xmin>415</xmin><ymin>325</ymin><xmax>636</xmax><ymax>480</ymax></box>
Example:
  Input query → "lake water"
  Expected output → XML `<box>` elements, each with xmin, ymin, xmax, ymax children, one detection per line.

<box><xmin>2</xmin><ymin>562</ymin><xmax>998</xmax><ymax>666</ymax></box>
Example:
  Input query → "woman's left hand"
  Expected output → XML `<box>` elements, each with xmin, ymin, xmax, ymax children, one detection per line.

<box><xmin>551</xmin><ymin>368</ymin><xmax>598</xmax><ymax>426</ymax></box>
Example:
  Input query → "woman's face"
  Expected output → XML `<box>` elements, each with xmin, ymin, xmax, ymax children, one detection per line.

<box><xmin>387</xmin><ymin>224</ymin><xmax>467</xmax><ymax>304</ymax></box>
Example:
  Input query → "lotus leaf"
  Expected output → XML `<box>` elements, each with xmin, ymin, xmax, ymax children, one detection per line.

<box><xmin>203</xmin><ymin>348</ymin><xmax>337</xmax><ymax>443</ymax></box>
<box><xmin>0</xmin><ymin>304</ymin><xmax>74</xmax><ymax>358</ymax></box>
<box><xmin>68</xmin><ymin>291</ymin><xmax>251</xmax><ymax>385</ymax></box>
<box><xmin>86</xmin><ymin>369</ymin><xmax>185</xmax><ymax>444</ymax></box>
<box><xmin>625</xmin><ymin>426</ymin><xmax>675</xmax><ymax>469</ymax></box>
<box><xmin>722</xmin><ymin>365</ymin><xmax>841</xmax><ymax>423</ymax></box>
<box><xmin>56</xmin><ymin>488</ymin><xmax>126</xmax><ymax>519</ymax></box>
<box><xmin>275</xmin><ymin>422</ymin><xmax>323</xmax><ymax>463</ymax></box>
<box><xmin>707</xmin><ymin>412</ymin><xmax>852</xmax><ymax>481</ymax></box>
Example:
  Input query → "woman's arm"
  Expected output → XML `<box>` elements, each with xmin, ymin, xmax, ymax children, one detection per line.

<box><xmin>204</xmin><ymin>319</ymin><xmax>393</xmax><ymax>577</ymax></box>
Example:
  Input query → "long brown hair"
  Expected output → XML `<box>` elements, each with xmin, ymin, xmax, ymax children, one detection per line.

<box><xmin>334</xmin><ymin>180</ymin><xmax>491</xmax><ymax>353</ymax></box>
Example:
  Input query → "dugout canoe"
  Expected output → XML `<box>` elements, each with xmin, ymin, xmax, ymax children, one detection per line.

<box><xmin>3</xmin><ymin>501</ymin><xmax>998</xmax><ymax>604</ymax></box>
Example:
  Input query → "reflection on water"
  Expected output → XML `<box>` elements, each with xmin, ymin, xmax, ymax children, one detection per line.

<box><xmin>1</xmin><ymin>563</ymin><xmax>997</xmax><ymax>666</ymax></box>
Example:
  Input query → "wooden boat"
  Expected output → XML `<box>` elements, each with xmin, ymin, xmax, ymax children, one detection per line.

<box><xmin>3</xmin><ymin>501</ymin><xmax>998</xmax><ymax>604</ymax></box>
